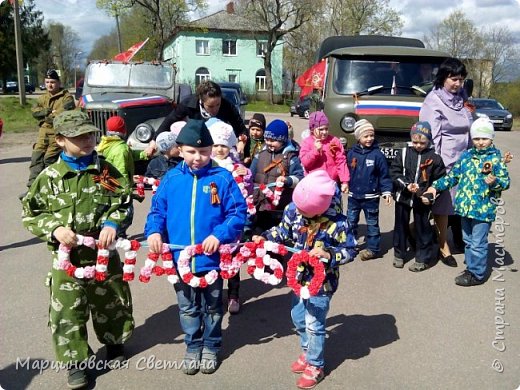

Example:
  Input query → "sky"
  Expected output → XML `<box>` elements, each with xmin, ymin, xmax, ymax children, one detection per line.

<box><xmin>35</xmin><ymin>0</ymin><xmax>520</xmax><ymax>59</ymax></box>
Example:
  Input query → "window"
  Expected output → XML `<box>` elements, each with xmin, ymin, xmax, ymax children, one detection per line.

<box><xmin>256</xmin><ymin>69</ymin><xmax>266</xmax><ymax>91</ymax></box>
<box><xmin>257</xmin><ymin>41</ymin><xmax>267</xmax><ymax>57</ymax></box>
<box><xmin>228</xmin><ymin>74</ymin><xmax>237</xmax><ymax>83</ymax></box>
<box><xmin>195</xmin><ymin>67</ymin><xmax>210</xmax><ymax>86</ymax></box>
<box><xmin>196</xmin><ymin>40</ymin><xmax>209</xmax><ymax>55</ymax></box>
<box><xmin>222</xmin><ymin>40</ymin><xmax>237</xmax><ymax>56</ymax></box>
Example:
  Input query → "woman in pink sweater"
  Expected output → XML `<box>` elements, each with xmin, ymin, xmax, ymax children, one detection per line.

<box><xmin>299</xmin><ymin>111</ymin><xmax>349</xmax><ymax>193</ymax></box>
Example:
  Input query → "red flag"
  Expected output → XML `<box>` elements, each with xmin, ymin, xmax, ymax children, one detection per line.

<box><xmin>114</xmin><ymin>38</ymin><xmax>149</xmax><ymax>62</ymax></box>
<box><xmin>296</xmin><ymin>60</ymin><xmax>326</xmax><ymax>97</ymax></box>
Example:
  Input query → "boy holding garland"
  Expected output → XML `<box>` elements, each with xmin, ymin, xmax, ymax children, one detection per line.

<box><xmin>145</xmin><ymin>119</ymin><xmax>247</xmax><ymax>375</ymax></box>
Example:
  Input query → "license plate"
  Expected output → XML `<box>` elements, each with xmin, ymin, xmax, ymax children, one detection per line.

<box><xmin>491</xmin><ymin>119</ymin><xmax>503</xmax><ymax>124</ymax></box>
<box><xmin>381</xmin><ymin>147</ymin><xmax>399</xmax><ymax>159</ymax></box>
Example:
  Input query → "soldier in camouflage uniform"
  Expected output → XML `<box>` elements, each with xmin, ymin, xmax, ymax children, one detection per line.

<box><xmin>21</xmin><ymin>111</ymin><xmax>134</xmax><ymax>389</ymax></box>
<box><xmin>24</xmin><ymin>69</ymin><xmax>76</xmax><ymax>192</ymax></box>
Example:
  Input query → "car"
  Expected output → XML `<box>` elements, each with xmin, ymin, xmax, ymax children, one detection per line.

<box><xmin>4</xmin><ymin>81</ymin><xmax>35</xmax><ymax>94</ymax></box>
<box><xmin>472</xmin><ymin>98</ymin><xmax>513</xmax><ymax>131</ymax></box>
<box><xmin>221</xmin><ymin>87</ymin><xmax>245</xmax><ymax>120</ymax></box>
<box><xmin>39</xmin><ymin>83</ymin><xmax>46</xmax><ymax>90</ymax></box>
<box><xmin>290</xmin><ymin>96</ymin><xmax>312</xmax><ymax>119</ymax></box>
<box><xmin>217</xmin><ymin>82</ymin><xmax>247</xmax><ymax>118</ymax></box>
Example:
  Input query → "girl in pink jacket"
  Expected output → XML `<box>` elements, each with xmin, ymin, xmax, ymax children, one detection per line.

<box><xmin>299</xmin><ymin>111</ymin><xmax>349</xmax><ymax>193</ymax></box>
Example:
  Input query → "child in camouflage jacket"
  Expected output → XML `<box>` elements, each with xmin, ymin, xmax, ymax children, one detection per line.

<box><xmin>21</xmin><ymin>111</ymin><xmax>134</xmax><ymax>389</ymax></box>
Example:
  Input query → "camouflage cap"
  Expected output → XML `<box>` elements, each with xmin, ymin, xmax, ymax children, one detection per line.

<box><xmin>54</xmin><ymin>111</ymin><xmax>100</xmax><ymax>137</ymax></box>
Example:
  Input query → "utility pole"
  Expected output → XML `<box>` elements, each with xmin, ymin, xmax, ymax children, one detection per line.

<box><xmin>115</xmin><ymin>10</ymin><xmax>122</xmax><ymax>53</ymax></box>
<box><xmin>13</xmin><ymin>0</ymin><xmax>26</xmax><ymax>105</ymax></box>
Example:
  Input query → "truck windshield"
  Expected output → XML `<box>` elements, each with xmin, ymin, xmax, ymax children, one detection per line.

<box><xmin>87</xmin><ymin>63</ymin><xmax>173</xmax><ymax>89</ymax></box>
<box><xmin>332</xmin><ymin>59</ymin><xmax>441</xmax><ymax>95</ymax></box>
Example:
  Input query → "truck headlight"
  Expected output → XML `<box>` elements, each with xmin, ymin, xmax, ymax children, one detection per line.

<box><xmin>134</xmin><ymin>123</ymin><xmax>153</xmax><ymax>143</ymax></box>
<box><xmin>340</xmin><ymin>115</ymin><xmax>356</xmax><ymax>133</ymax></box>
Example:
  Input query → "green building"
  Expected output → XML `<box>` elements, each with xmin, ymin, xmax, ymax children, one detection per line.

<box><xmin>163</xmin><ymin>3</ymin><xmax>283</xmax><ymax>100</ymax></box>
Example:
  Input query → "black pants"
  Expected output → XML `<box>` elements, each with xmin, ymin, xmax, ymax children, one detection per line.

<box><xmin>227</xmin><ymin>272</ymin><xmax>240</xmax><ymax>299</ymax></box>
<box><xmin>393</xmin><ymin>202</ymin><xmax>435</xmax><ymax>263</ymax></box>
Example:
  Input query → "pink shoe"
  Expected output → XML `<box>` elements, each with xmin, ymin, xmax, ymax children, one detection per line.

<box><xmin>228</xmin><ymin>298</ymin><xmax>240</xmax><ymax>314</ymax></box>
<box><xmin>290</xmin><ymin>353</ymin><xmax>307</xmax><ymax>373</ymax></box>
<box><xmin>296</xmin><ymin>365</ymin><xmax>324</xmax><ymax>389</ymax></box>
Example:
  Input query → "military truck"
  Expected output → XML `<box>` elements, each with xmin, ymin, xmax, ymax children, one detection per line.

<box><xmin>80</xmin><ymin>60</ymin><xmax>191</xmax><ymax>150</ymax></box>
<box><xmin>319</xmin><ymin>36</ymin><xmax>455</xmax><ymax>159</ymax></box>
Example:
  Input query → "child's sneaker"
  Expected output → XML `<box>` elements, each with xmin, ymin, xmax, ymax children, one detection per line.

<box><xmin>67</xmin><ymin>367</ymin><xmax>87</xmax><ymax>389</ymax></box>
<box><xmin>182</xmin><ymin>350</ymin><xmax>201</xmax><ymax>375</ymax></box>
<box><xmin>200</xmin><ymin>348</ymin><xmax>219</xmax><ymax>374</ymax></box>
<box><xmin>359</xmin><ymin>249</ymin><xmax>376</xmax><ymax>261</ymax></box>
<box><xmin>296</xmin><ymin>365</ymin><xmax>324</xmax><ymax>389</ymax></box>
<box><xmin>393</xmin><ymin>257</ymin><xmax>404</xmax><ymax>268</ymax></box>
<box><xmin>290</xmin><ymin>353</ymin><xmax>307</xmax><ymax>373</ymax></box>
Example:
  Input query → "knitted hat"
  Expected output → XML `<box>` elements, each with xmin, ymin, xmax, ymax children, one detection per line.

<box><xmin>410</xmin><ymin>121</ymin><xmax>433</xmax><ymax>143</ymax></box>
<box><xmin>157</xmin><ymin>131</ymin><xmax>178</xmax><ymax>153</ymax></box>
<box><xmin>293</xmin><ymin>170</ymin><xmax>336</xmax><ymax>216</ymax></box>
<box><xmin>106</xmin><ymin>116</ymin><xmax>126</xmax><ymax>136</ymax></box>
<box><xmin>309</xmin><ymin>111</ymin><xmax>329</xmax><ymax>131</ymax></box>
<box><xmin>264</xmin><ymin>119</ymin><xmax>288</xmax><ymax>142</ymax></box>
<box><xmin>45</xmin><ymin>69</ymin><xmax>60</xmax><ymax>81</ymax></box>
<box><xmin>249</xmin><ymin>113</ymin><xmax>266</xmax><ymax>131</ymax></box>
<box><xmin>176</xmin><ymin>119</ymin><xmax>213</xmax><ymax>147</ymax></box>
<box><xmin>207</xmin><ymin>118</ymin><xmax>237</xmax><ymax>148</ymax></box>
<box><xmin>470</xmin><ymin>118</ymin><xmax>495</xmax><ymax>139</ymax></box>
<box><xmin>354</xmin><ymin>119</ymin><xmax>374</xmax><ymax>140</ymax></box>
<box><xmin>170</xmin><ymin>121</ymin><xmax>187</xmax><ymax>138</ymax></box>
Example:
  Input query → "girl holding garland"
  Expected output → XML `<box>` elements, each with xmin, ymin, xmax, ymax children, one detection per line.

<box><xmin>252</xmin><ymin>170</ymin><xmax>357</xmax><ymax>389</ymax></box>
<box><xmin>207</xmin><ymin>118</ymin><xmax>254</xmax><ymax>314</ymax></box>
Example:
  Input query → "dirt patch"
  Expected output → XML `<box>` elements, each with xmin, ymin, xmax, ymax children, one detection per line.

<box><xmin>1</xmin><ymin>130</ymin><xmax>37</xmax><ymax>151</ymax></box>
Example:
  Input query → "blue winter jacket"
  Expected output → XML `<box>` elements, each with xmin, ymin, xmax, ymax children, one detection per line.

<box><xmin>144</xmin><ymin>160</ymin><xmax>247</xmax><ymax>273</ymax></box>
<box><xmin>347</xmin><ymin>141</ymin><xmax>393</xmax><ymax>199</ymax></box>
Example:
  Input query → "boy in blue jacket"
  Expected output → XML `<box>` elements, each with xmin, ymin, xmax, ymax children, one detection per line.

<box><xmin>347</xmin><ymin>119</ymin><xmax>393</xmax><ymax>260</ymax></box>
<box><xmin>145</xmin><ymin>119</ymin><xmax>247</xmax><ymax>375</ymax></box>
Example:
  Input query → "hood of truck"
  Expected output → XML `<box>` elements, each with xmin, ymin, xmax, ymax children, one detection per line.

<box><xmin>79</xmin><ymin>92</ymin><xmax>171</xmax><ymax>109</ymax></box>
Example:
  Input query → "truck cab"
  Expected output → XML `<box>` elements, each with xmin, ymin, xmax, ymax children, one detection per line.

<box><xmin>320</xmin><ymin>36</ymin><xmax>451</xmax><ymax>159</ymax></box>
<box><xmin>80</xmin><ymin>61</ymin><xmax>191</xmax><ymax>150</ymax></box>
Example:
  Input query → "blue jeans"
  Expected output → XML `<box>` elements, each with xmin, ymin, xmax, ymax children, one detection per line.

<box><xmin>347</xmin><ymin>197</ymin><xmax>381</xmax><ymax>253</ymax></box>
<box><xmin>174</xmin><ymin>277</ymin><xmax>224</xmax><ymax>353</ymax></box>
<box><xmin>290</xmin><ymin>293</ymin><xmax>331</xmax><ymax>368</ymax></box>
<box><xmin>461</xmin><ymin>217</ymin><xmax>491</xmax><ymax>280</ymax></box>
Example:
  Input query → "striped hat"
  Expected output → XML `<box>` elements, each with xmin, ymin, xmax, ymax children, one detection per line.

<box><xmin>354</xmin><ymin>119</ymin><xmax>374</xmax><ymax>140</ymax></box>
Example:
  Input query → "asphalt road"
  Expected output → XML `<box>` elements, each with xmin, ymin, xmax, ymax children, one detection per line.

<box><xmin>1</xmin><ymin>117</ymin><xmax>519</xmax><ymax>389</ymax></box>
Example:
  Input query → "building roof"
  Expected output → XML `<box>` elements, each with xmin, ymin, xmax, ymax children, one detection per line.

<box><xmin>177</xmin><ymin>9</ymin><xmax>267</xmax><ymax>34</ymax></box>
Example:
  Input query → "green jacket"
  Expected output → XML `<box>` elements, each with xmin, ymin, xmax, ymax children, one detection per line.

<box><xmin>31</xmin><ymin>89</ymin><xmax>76</xmax><ymax>128</ymax></box>
<box><xmin>97</xmin><ymin>135</ymin><xmax>148</xmax><ymax>183</ymax></box>
<box><xmin>22</xmin><ymin>153</ymin><xmax>132</xmax><ymax>255</ymax></box>
<box><xmin>432</xmin><ymin>146</ymin><xmax>510</xmax><ymax>222</ymax></box>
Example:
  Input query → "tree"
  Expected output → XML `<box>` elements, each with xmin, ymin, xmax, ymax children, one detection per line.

<box><xmin>96</xmin><ymin>0</ymin><xmax>207</xmax><ymax>60</ymax></box>
<box><xmin>45</xmin><ymin>23</ymin><xmax>81</xmax><ymax>88</ymax></box>
<box><xmin>236</xmin><ymin>0</ymin><xmax>317</xmax><ymax>104</ymax></box>
<box><xmin>0</xmin><ymin>0</ymin><xmax>50</xmax><ymax>90</ymax></box>
<box><xmin>423</xmin><ymin>10</ymin><xmax>519</xmax><ymax>96</ymax></box>
<box><xmin>423</xmin><ymin>10</ymin><xmax>482</xmax><ymax>60</ymax></box>
<box><xmin>96</xmin><ymin>0</ymin><xmax>132</xmax><ymax>53</ymax></box>
<box><xmin>325</xmin><ymin>0</ymin><xmax>403</xmax><ymax>36</ymax></box>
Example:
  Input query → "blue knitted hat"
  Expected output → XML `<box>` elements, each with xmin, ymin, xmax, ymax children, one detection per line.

<box><xmin>410</xmin><ymin>121</ymin><xmax>433</xmax><ymax>143</ymax></box>
<box><xmin>264</xmin><ymin>119</ymin><xmax>288</xmax><ymax>142</ymax></box>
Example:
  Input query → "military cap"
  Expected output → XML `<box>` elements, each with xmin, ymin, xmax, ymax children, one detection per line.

<box><xmin>54</xmin><ymin>111</ymin><xmax>100</xmax><ymax>137</ymax></box>
<box><xmin>175</xmin><ymin>119</ymin><xmax>214</xmax><ymax>147</ymax></box>
<box><xmin>45</xmin><ymin>69</ymin><xmax>60</xmax><ymax>81</ymax></box>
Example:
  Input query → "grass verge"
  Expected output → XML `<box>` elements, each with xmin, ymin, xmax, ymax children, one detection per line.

<box><xmin>246</xmin><ymin>100</ymin><xmax>290</xmax><ymax>114</ymax></box>
<box><xmin>0</xmin><ymin>97</ymin><xmax>36</xmax><ymax>133</ymax></box>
